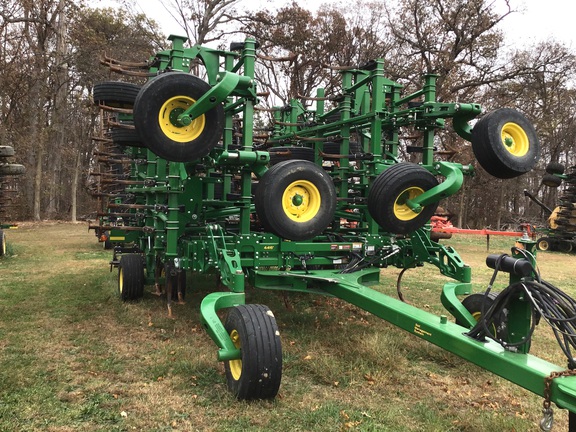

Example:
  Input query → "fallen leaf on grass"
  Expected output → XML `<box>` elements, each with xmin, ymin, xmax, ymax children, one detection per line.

<box><xmin>363</xmin><ymin>374</ymin><xmax>375</xmax><ymax>385</ymax></box>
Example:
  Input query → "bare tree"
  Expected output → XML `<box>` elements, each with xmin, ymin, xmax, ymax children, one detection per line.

<box><xmin>160</xmin><ymin>0</ymin><xmax>241</xmax><ymax>46</ymax></box>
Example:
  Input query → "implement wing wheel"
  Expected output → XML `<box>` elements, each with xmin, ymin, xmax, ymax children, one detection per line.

<box><xmin>255</xmin><ymin>160</ymin><xmax>336</xmax><ymax>240</ymax></box>
<box><xmin>471</xmin><ymin>108</ymin><xmax>539</xmax><ymax>179</ymax></box>
<box><xmin>133</xmin><ymin>72</ymin><xmax>224</xmax><ymax>162</ymax></box>
<box><xmin>368</xmin><ymin>162</ymin><xmax>439</xmax><ymax>235</ymax></box>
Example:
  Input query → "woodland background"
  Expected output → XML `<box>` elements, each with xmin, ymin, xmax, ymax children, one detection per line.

<box><xmin>1</xmin><ymin>0</ymin><xmax>574</xmax><ymax>230</ymax></box>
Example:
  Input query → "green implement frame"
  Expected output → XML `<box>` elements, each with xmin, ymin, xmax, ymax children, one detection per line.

<box><xmin>88</xmin><ymin>32</ymin><xmax>576</xmax><ymax>426</ymax></box>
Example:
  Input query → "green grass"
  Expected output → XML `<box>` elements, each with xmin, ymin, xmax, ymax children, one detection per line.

<box><xmin>0</xmin><ymin>223</ymin><xmax>573</xmax><ymax>430</ymax></box>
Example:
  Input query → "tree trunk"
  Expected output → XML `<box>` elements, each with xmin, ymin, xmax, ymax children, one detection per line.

<box><xmin>71</xmin><ymin>148</ymin><xmax>81</xmax><ymax>223</ymax></box>
<box><xmin>33</xmin><ymin>144</ymin><xmax>43</xmax><ymax>221</ymax></box>
<box><xmin>47</xmin><ymin>0</ymin><xmax>68</xmax><ymax>219</ymax></box>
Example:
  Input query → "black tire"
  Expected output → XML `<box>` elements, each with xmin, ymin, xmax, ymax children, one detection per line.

<box><xmin>224</xmin><ymin>304</ymin><xmax>282</xmax><ymax>400</ymax></box>
<box><xmin>537</xmin><ymin>237</ymin><xmax>551</xmax><ymax>251</ymax></box>
<box><xmin>110</xmin><ymin>127</ymin><xmax>145</xmax><ymax>148</ymax></box>
<box><xmin>558</xmin><ymin>241</ymin><xmax>573</xmax><ymax>253</ymax></box>
<box><xmin>368</xmin><ymin>163</ymin><xmax>439</xmax><ymax>235</ymax></box>
<box><xmin>0</xmin><ymin>230</ymin><xmax>5</xmax><ymax>256</ymax></box>
<box><xmin>118</xmin><ymin>254</ymin><xmax>145</xmax><ymax>301</ymax></box>
<box><xmin>255</xmin><ymin>160</ymin><xmax>337</xmax><ymax>240</ymax></box>
<box><xmin>0</xmin><ymin>146</ymin><xmax>15</xmax><ymax>157</ymax></box>
<box><xmin>471</xmin><ymin>108</ymin><xmax>539</xmax><ymax>179</ymax></box>
<box><xmin>322</xmin><ymin>141</ymin><xmax>363</xmax><ymax>159</ymax></box>
<box><xmin>93</xmin><ymin>82</ymin><xmax>141</xmax><ymax>107</ymax></box>
<box><xmin>542</xmin><ymin>174</ymin><xmax>562</xmax><ymax>188</ymax></box>
<box><xmin>456</xmin><ymin>293</ymin><xmax>508</xmax><ymax>339</ymax></box>
<box><xmin>268</xmin><ymin>147</ymin><xmax>315</xmax><ymax>165</ymax></box>
<box><xmin>546</xmin><ymin>162</ymin><xmax>565</xmax><ymax>175</ymax></box>
<box><xmin>0</xmin><ymin>164</ymin><xmax>25</xmax><ymax>176</ymax></box>
<box><xmin>133</xmin><ymin>73</ymin><xmax>224</xmax><ymax>162</ymax></box>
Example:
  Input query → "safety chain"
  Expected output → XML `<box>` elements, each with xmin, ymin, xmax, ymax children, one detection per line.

<box><xmin>541</xmin><ymin>370</ymin><xmax>576</xmax><ymax>431</ymax></box>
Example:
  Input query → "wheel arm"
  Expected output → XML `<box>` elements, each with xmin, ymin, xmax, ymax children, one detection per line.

<box><xmin>452</xmin><ymin>104</ymin><xmax>483</xmax><ymax>142</ymax></box>
<box><xmin>178</xmin><ymin>72</ymin><xmax>253</xmax><ymax>125</ymax></box>
<box><xmin>405</xmin><ymin>162</ymin><xmax>468</xmax><ymax>213</ymax></box>
<box><xmin>200</xmin><ymin>292</ymin><xmax>244</xmax><ymax>361</ymax></box>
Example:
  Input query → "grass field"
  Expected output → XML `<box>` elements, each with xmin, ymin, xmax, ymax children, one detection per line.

<box><xmin>0</xmin><ymin>222</ymin><xmax>574</xmax><ymax>431</ymax></box>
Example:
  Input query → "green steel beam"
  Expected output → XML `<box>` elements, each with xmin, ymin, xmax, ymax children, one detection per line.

<box><xmin>252</xmin><ymin>269</ymin><xmax>576</xmax><ymax>412</ymax></box>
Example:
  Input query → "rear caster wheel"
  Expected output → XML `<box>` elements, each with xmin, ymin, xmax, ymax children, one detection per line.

<box><xmin>542</xmin><ymin>174</ymin><xmax>562</xmax><ymax>188</ymax></box>
<box><xmin>558</xmin><ymin>241</ymin><xmax>573</xmax><ymax>253</ymax></box>
<box><xmin>224</xmin><ymin>304</ymin><xmax>282</xmax><ymax>400</ymax></box>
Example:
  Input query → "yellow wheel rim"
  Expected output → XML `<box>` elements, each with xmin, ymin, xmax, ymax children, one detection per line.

<box><xmin>119</xmin><ymin>268</ymin><xmax>124</xmax><ymax>294</ymax></box>
<box><xmin>539</xmin><ymin>240</ymin><xmax>549</xmax><ymax>251</ymax></box>
<box><xmin>501</xmin><ymin>122</ymin><xmax>529</xmax><ymax>157</ymax></box>
<box><xmin>472</xmin><ymin>311</ymin><xmax>497</xmax><ymax>337</ymax></box>
<box><xmin>229</xmin><ymin>329</ymin><xmax>242</xmax><ymax>381</ymax></box>
<box><xmin>282</xmin><ymin>180</ymin><xmax>321</xmax><ymax>222</ymax></box>
<box><xmin>393</xmin><ymin>186</ymin><xmax>424</xmax><ymax>221</ymax></box>
<box><xmin>158</xmin><ymin>96</ymin><xmax>205</xmax><ymax>143</ymax></box>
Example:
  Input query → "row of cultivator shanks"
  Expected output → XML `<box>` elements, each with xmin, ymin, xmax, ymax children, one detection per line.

<box><xmin>86</xmin><ymin>33</ymin><xmax>576</xmax><ymax>429</ymax></box>
<box><xmin>88</xmin><ymin>81</ymin><xmax>146</xmax><ymax>250</ymax></box>
<box><xmin>0</xmin><ymin>145</ymin><xmax>25</xmax><ymax>256</ymax></box>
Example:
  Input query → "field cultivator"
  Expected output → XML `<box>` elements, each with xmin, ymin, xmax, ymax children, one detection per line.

<box><xmin>88</xmin><ymin>34</ymin><xmax>576</xmax><ymax>428</ymax></box>
<box><xmin>0</xmin><ymin>145</ymin><xmax>25</xmax><ymax>256</ymax></box>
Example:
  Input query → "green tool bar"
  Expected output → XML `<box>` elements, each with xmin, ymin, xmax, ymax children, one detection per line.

<box><xmin>259</xmin><ymin>269</ymin><xmax>576</xmax><ymax>412</ymax></box>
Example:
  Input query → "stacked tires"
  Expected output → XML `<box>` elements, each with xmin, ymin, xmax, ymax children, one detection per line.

<box><xmin>0</xmin><ymin>145</ymin><xmax>25</xmax><ymax>256</ymax></box>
